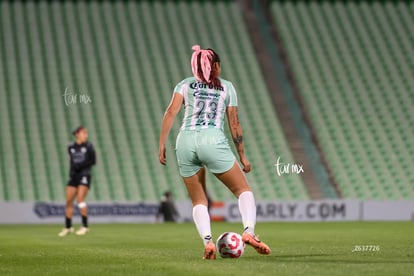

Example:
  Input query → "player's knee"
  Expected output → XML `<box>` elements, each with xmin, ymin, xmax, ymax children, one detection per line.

<box><xmin>78</xmin><ymin>202</ymin><xmax>87</xmax><ymax>209</ymax></box>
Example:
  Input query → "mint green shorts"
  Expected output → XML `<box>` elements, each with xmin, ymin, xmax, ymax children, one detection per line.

<box><xmin>175</xmin><ymin>129</ymin><xmax>236</xmax><ymax>177</ymax></box>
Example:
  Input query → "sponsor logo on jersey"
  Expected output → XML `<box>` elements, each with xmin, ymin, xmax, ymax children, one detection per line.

<box><xmin>193</xmin><ymin>90</ymin><xmax>220</xmax><ymax>100</ymax></box>
<box><xmin>190</xmin><ymin>82</ymin><xmax>223</xmax><ymax>91</ymax></box>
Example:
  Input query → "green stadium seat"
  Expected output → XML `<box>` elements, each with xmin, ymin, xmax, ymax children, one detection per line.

<box><xmin>271</xmin><ymin>0</ymin><xmax>414</xmax><ymax>199</ymax></box>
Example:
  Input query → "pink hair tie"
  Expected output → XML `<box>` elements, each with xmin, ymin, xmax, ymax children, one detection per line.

<box><xmin>192</xmin><ymin>45</ymin><xmax>201</xmax><ymax>52</ymax></box>
<box><xmin>191</xmin><ymin>45</ymin><xmax>202</xmax><ymax>81</ymax></box>
<box><xmin>200</xmin><ymin>50</ymin><xmax>212</xmax><ymax>82</ymax></box>
<box><xmin>191</xmin><ymin>45</ymin><xmax>213</xmax><ymax>83</ymax></box>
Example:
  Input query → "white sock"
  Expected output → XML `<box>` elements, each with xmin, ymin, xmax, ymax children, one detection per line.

<box><xmin>192</xmin><ymin>204</ymin><xmax>212</xmax><ymax>245</ymax></box>
<box><xmin>238</xmin><ymin>191</ymin><xmax>256</xmax><ymax>235</ymax></box>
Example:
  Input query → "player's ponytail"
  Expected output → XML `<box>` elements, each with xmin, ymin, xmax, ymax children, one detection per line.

<box><xmin>191</xmin><ymin>45</ymin><xmax>221</xmax><ymax>88</ymax></box>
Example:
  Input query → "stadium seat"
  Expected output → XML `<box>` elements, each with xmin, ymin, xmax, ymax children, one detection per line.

<box><xmin>271</xmin><ymin>0</ymin><xmax>414</xmax><ymax>199</ymax></box>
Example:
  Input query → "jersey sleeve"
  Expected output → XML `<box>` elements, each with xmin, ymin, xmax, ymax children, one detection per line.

<box><xmin>88</xmin><ymin>143</ymin><xmax>97</xmax><ymax>166</ymax></box>
<box><xmin>227</xmin><ymin>82</ymin><xmax>238</xmax><ymax>107</ymax></box>
<box><xmin>173</xmin><ymin>79</ymin><xmax>188</xmax><ymax>96</ymax></box>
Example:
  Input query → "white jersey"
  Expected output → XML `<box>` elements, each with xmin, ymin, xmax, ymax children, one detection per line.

<box><xmin>174</xmin><ymin>77</ymin><xmax>238</xmax><ymax>131</ymax></box>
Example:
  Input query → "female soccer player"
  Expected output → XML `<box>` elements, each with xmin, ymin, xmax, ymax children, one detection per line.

<box><xmin>159</xmin><ymin>45</ymin><xmax>271</xmax><ymax>259</ymax></box>
<box><xmin>58</xmin><ymin>126</ymin><xmax>96</xmax><ymax>237</ymax></box>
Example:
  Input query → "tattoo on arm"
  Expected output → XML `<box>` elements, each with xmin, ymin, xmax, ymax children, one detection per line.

<box><xmin>227</xmin><ymin>107</ymin><xmax>244</xmax><ymax>153</ymax></box>
<box><xmin>233</xmin><ymin>134</ymin><xmax>243</xmax><ymax>145</ymax></box>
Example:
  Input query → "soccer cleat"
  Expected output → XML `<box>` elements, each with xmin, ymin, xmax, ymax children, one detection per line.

<box><xmin>203</xmin><ymin>242</ymin><xmax>216</xmax><ymax>260</ymax></box>
<box><xmin>58</xmin><ymin>227</ymin><xmax>74</xmax><ymax>237</ymax></box>
<box><xmin>242</xmin><ymin>232</ymin><xmax>271</xmax><ymax>255</ymax></box>
<box><xmin>76</xmin><ymin>227</ymin><xmax>89</xmax><ymax>236</ymax></box>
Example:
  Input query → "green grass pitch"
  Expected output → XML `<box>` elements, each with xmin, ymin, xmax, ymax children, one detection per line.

<box><xmin>0</xmin><ymin>222</ymin><xmax>413</xmax><ymax>275</ymax></box>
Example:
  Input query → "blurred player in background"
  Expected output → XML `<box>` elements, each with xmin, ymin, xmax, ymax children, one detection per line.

<box><xmin>156</xmin><ymin>191</ymin><xmax>179</xmax><ymax>223</ymax></box>
<box><xmin>159</xmin><ymin>45</ymin><xmax>271</xmax><ymax>259</ymax></box>
<box><xmin>58</xmin><ymin>126</ymin><xmax>96</xmax><ymax>237</ymax></box>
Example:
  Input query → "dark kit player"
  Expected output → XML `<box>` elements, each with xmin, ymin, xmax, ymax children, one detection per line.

<box><xmin>156</xmin><ymin>191</ymin><xmax>179</xmax><ymax>223</ymax></box>
<box><xmin>58</xmin><ymin>126</ymin><xmax>96</xmax><ymax>236</ymax></box>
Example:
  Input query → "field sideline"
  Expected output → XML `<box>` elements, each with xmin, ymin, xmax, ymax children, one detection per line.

<box><xmin>0</xmin><ymin>222</ymin><xmax>413</xmax><ymax>275</ymax></box>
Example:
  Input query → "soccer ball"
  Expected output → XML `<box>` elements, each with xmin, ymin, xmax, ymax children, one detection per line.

<box><xmin>216</xmin><ymin>232</ymin><xmax>245</xmax><ymax>258</ymax></box>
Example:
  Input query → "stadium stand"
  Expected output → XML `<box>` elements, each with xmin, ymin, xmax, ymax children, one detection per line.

<box><xmin>0</xmin><ymin>1</ymin><xmax>309</xmax><ymax>202</ymax></box>
<box><xmin>271</xmin><ymin>1</ymin><xmax>414</xmax><ymax>199</ymax></box>
<box><xmin>247</xmin><ymin>0</ymin><xmax>339</xmax><ymax>199</ymax></box>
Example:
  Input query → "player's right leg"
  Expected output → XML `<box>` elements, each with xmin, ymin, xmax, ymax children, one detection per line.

<box><xmin>182</xmin><ymin>169</ymin><xmax>216</xmax><ymax>260</ymax></box>
<box><xmin>214</xmin><ymin>162</ymin><xmax>271</xmax><ymax>255</ymax></box>
<box><xmin>176</xmin><ymin>131</ymin><xmax>216</xmax><ymax>259</ymax></box>
<box><xmin>58</xmin><ymin>186</ymin><xmax>77</xmax><ymax>237</ymax></box>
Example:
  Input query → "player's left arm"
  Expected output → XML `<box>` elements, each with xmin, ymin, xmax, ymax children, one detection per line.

<box><xmin>225</xmin><ymin>82</ymin><xmax>251</xmax><ymax>173</ymax></box>
<box><xmin>226</xmin><ymin>106</ymin><xmax>251</xmax><ymax>173</ymax></box>
<box><xmin>88</xmin><ymin>144</ymin><xmax>96</xmax><ymax>166</ymax></box>
<box><xmin>159</xmin><ymin>93</ymin><xmax>183</xmax><ymax>165</ymax></box>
